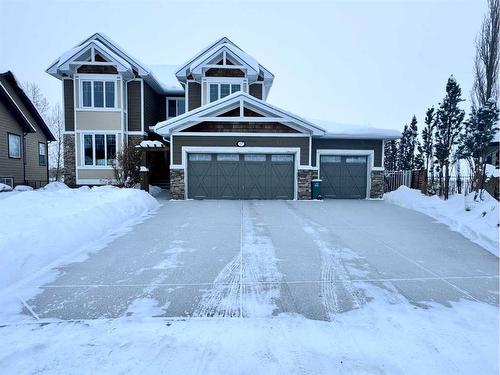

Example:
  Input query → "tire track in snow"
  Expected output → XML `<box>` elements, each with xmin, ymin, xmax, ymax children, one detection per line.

<box><xmin>194</xmin><ymin>202</ymin><xmax>282</xmax><ymax>318</ymax></box>
<box><xmin>285</xmin><ymin>203</ymin><xmax>367</xmax><ymax>321</ymax></box>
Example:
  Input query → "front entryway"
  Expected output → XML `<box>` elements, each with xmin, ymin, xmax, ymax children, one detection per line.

<box><xmin>319</xmin><ymin>155</ymin><xmax>368</xmax><ymax>199</ymax></box>
<box><xmin>187</xmin><ymin>153</ymin><xmax>295</xmax><ymax>199</ymax></box>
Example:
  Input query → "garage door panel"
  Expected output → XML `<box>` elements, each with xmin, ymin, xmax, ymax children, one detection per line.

<box><xmin>216</xmin><ymin>162</ymin><xmax>241</xmax><ymax>199</ymax></box>
<box><xmin>187</xmin><ymin>153</ymin><xmax>294</xmax><ymax>200</ymax></box>
<box><xmin>320</xmin><ymin>155</ymin><xmax>367</xmax><ymax>199</ymax></box>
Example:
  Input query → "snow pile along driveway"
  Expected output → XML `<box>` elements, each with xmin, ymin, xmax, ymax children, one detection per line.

<box><xmin>385</xmin><ymin>186</ymin><xmax>499</xmax><ymax>256</ymax></box>
<box><xmin>0</xmin><ymin>184</ymin><xmax>159</xmax><ymax>290</ymax></box>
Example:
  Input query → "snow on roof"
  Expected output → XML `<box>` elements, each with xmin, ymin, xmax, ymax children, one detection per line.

<box><xmin>147</xmin><ymin>64</ymin><xmax>184</xmax><ymax>93</ymax></box>
<box><xmin>309</xmin><ymin>118</ymin><xmax>401</xmax><ymax>140</ymax></box>
<box><xmin>189</xmin><ymin>43</ymin><xmax>260</xmax><ymax>76</ymax></box>
<box><xmin>137</xmin><ymin>140</ymin><xmax>165</xmax><ymax>148</ymax></box>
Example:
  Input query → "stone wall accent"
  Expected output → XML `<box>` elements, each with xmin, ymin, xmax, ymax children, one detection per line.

<box><xmin>63</xmin><ymin>134</ymin><xmax>76</xmax><ymax>186</ymax></box>
<box><xmin>298</xmin><ymin>169</ymin><xmax>318</xmax><ymax>200</ymax></box>
<box><xmin>370</xmin><ymin>170</ymin><xmax>384</xmax><ymax>199</ymax></box>
<box><xmin>170</xmin><ymin>168</ymin><xmax>185</xmax><ymax>200</ymax></box>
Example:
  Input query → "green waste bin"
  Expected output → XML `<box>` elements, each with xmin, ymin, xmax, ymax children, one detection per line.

<box><xmin>311</xmin><ymin>179</ymin><xmax>322</xmax><ymax>200</ymax></box>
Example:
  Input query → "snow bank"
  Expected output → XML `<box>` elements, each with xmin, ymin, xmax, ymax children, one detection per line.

<box><xmin>385</xmin><ymin>186</ymin><xmax>499</xmax><ymax>256</ymax></box>
<box><xmin>0</xmin><ymin>297</ymin><xmax>497</xmax><ymax>374</ymax></box>
<box><xmin>0</xmin><ymin>186</ymin><xmax>159</xmax><ymax>290</ymax></box>
<box><xmin>0</xmin><ymin>183</ymin><xmax>13</xmax><ymax>192</ymax></box>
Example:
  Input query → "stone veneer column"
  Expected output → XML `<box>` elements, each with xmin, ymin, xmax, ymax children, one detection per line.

<box><xmin>63</xmin><ymin>134</ymin><xmax>76</xmax><ymax>186</ymax></box>
<box><xmin>170</xmin><ymin>168</ymin><xmax>185</xmax><ymax>200</ymax></box>
<box><xmin>298</xmin><ymin>169</ymin><xmax>318</xmax><ymax>200</ymax></box>
<box><xmin>370</xmin><ymin>170</ymin><xmax>384</xmax><ymax>199</ymax></box>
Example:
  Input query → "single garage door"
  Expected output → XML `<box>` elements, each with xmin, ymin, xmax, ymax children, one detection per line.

<box><xmin>187</xmin><ymin>153</ymin><xmax>295</xmax><ymax>199</ymax></box>
<box><xmin>319</xmin><ymin>155</ymin><xmax>368</xmax><ymax>199</ymax></box>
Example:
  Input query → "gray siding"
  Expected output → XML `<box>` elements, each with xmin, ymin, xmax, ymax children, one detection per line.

<box><xmin>172</xmin><ymin>135</ymin><xmax>310</xmax><ymax>165</ymax></box>
<box><xmin>312</xmin><ymin>138</ymin><xmax>383</xmax><ymax>167</ymax></box>
<box><xmin>0</xmin><ymin>100</ymin><xmax>24</xmax><ymax>184</ymax></box>
<box><xmin>249</xmin><ymin>83</ymin><xmax>263</xmax><ymax>100</ymax></box>
<box><xmin>0</xmin><ymin>98</ymin><xmax>49</xmax><ymax>185</ymax></box>
<box><xmin>127</xmin><ymin>80</ymin><xmax>142</xmax><ymax>132</ymax></box>
<box><xmin>63</xmin><ymin>79</ymin><xmax>74</xmax><ymax>131</ymax></box>
<box><xmin>144</xmin><ymin>81</ymin><xmax>165</xmax><ymax>128</ymax></box>
<box><xmin>188</xmin><ymin>82</ymin><xmax>201</xmax><ymax>111</ymax></box>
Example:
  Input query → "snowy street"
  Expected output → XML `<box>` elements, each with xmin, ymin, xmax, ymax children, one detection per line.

<box><xmin>0</xmin><ymin>192</ymin><xmax>498</xmax><ymax>374</ymax></box>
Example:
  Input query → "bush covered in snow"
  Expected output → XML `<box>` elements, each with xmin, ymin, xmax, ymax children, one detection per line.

<box><xmin>0</xmin><ymin>183</ymin><xmax>13</xmax><ymax>192</ymax></box>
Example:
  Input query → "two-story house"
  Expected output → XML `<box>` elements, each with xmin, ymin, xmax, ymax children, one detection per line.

<box><xmin>0</xmin><ymin>71</ymin><xmax>55</xmax><ymax>188</ymax></box>
<box><xmin>48</xmin><ymin>33</ymin><xmax>399</xmax><ymax>199</ymax></box>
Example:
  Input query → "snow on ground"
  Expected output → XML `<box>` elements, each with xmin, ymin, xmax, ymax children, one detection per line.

<box><xmin>0</xmin><ymin>183</ymin><xmax>160</xmax><ymax>291</ymax></box>
<box><xmin>0</xmin><ymin>285</ymin><xmax>497</xmax><ymax>374</ymax></box>
<box><xmin>385</xmin><ymin>186</ymin><xmax>499</xmax><ymax>256</ymax></box>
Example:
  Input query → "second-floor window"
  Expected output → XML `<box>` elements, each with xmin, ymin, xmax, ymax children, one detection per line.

<box><xmin>81</xmin><ymin>80</ymin><xmax>116</xmax><ymax>109</ymax></box>
<box><xmin>208</xmin><ymin>82</ymin><xmax>241</xmax><ymax>103</ymax></box>
<box><xmin>167</xmin><ymin>98</ymin><xmax>185</xmax><ymax>118</ymax></box>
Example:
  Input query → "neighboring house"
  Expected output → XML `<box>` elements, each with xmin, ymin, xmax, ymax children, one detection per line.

<box><xmin>48</xmin><ymin>33</ymin><xmax>399</xmax><ymax>199</ymax></box>
<box><xmin>0</xmin><ymin>71</ymin><xmax>55</xmax><ymax>188</ymax></box>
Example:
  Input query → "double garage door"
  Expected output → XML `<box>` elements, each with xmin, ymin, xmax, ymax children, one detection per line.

<box><xmin>187</xmin><ymin>153</ymin><xmax>295</xmax><ymax>199</ymax></box>
<box><xmin>319</xmin><ymin>155</ymin><xmax>368</xmax><ymax>199</ymax></box>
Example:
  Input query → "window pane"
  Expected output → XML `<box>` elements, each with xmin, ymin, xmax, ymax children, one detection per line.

<box><xmin>8</xmin><ymin>134</ymin><xmax>21</xmax><ymax>158</ymax></box>
<box><xmin>189</xmin><ymin>153</ymin><xmax>212</xmax><ymax>161</ymax></box>
<box><xmin>94</xmin><ymin>81</ymin><xmax>104</xmax><ymax>108</ymax></box>
<box><xmin>177</xmin><ymin>99</ymin><xmax>185</xmax><ymax>115</ymax></box>
<box><xmin>105</xmin><ymin>81</ymin><xmax>115</xmax><ymax>108</ymax></box>
<box><xmin>95</xmin><ymin>134</ymin><xmax>105</xmax><ymax>165</ymax></box>
<box><xmin>321</xmin><ymin>155</ymin><xmax>341</xmax><ymax>164</ymax></box>
<box><xmin>231</xmin><ymin>84</ymin><xmax>241</xmax><ymax>93</ymax></box>
<box><xmin>168</xmin><ymin>100</ymin><xmax>177</xmax><ymax>117</ymax></box>
<box><xmin>345</xmin><ymin>156</ymin><xmax>367</xmax><ymax>164</ymax></box>
<box><xmin>84</xmin><ymin>134</ymin><xmax>93</xmax><ymax>165</ymax></box>
<box><xmin>220</xmin><ymin>84</ymin><xmax>230</xmax><ymax>98</ymax></box>
<box><xmin>217</xmin><ymin>154</ymin><xmax>239</xmax><ymax>161</ymax></box>
<box><xmin>82</xmin><ymin>81</ymin><xmax>92</xmax><ymax>107</ymax></box>
<box><xmin>209</xmin><ymin>84</ymin><xmax>218</xmax><ymax>102</ymax></box>
<box><xmin>106</xmin><ymin>135</ymin><xmax>116</xmax><ymax>165</ymax></box>
<box><xmin>244</xmin><ymin>154</ymin><xmax>266</xmax><ymax>162</ymax></box>
<box><xmin>271</xmin><ymin>155</ymin><xmax>293</xmax><ymax>162</ymax></box>
<box><xmin>39</xmin><ymin>143</ymin><xmax>46</xmax><ymax>165</ymax></box>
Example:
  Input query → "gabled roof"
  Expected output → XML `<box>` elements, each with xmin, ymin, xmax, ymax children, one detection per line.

<box><xmin>175</xmin><ymin>37</ymin><xmax>274</xmax><ymax>84</ymax></box>
<box><xmin>0</xmin><ymin>71</ymin><xmax>55</xmax><ymax>141</ymax></box>
<box><xmin>47</xmin><ymin>33</ymin><xmax>183</xmax><ymax>95</ymax></box>
<box><xmin>153</xmin><ymin>91</ymin><xmax>325</xmax><ymax>136</ymax></box>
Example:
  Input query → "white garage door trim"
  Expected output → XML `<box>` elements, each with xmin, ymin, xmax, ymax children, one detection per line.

<box><xmin>317</xmin><ymin>149</ymin><xmax>374</xmax><ymax>199</ymax></box>
<box><xmin>181</xmin><ymin>146</ymin><xmax>301</xmax><ymax>200</ymax></box>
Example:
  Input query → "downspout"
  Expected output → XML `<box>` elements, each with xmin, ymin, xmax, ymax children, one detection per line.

<box><xmin>22</xmin><ymin>132</ymin><xmax>27</xmax><ymax>185</ymax></box>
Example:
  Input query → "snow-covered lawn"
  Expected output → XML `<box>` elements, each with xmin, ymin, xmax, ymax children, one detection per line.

<box><xmin>0</xmin><ymin>183</ymin><xmax>159</xmax><ymax>291</ymax></box>
<box><xmin>385</xmin><ymin>186</ymin><xmax>499</xmax><ymax>257</ymax></box>
<box><xmin>0</xmin><ymin>287</ymin><xmax>497</xmax><ymax>374</ymax></box>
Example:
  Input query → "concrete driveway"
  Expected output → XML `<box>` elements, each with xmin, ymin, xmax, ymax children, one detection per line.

<box><xmin>23</xmin><ymin>196</ymin><xmax>499</xmax><ymax>321</ymax></box>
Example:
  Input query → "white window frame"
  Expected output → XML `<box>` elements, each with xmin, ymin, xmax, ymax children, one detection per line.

<box><xmin>7</xmin><ymin>132</ymin><xmax>21</xmax><ymax>159</ymax></box>
<box><xmin>38</xmin><ymin>142</ymin><xmax>47</xmax><ymax>166</ymax></box>
<box><xmin>204</xmin><ymin>77</ymin><xmax>247</xmax><ymax>104</ymax></box>
<box><xmin>166</xmin><ymin>97</ymin><xmax>186</xmax><ymax>119</ymax></box>
<box><xmin>80</xmin><ymin>76</ymin><xmax>117</xmax><ymax>110</ymax></box>
<box><xmin>81</xmin><ymin>132</ymin><xmax>118</xmax><ymax>168</ymax></box>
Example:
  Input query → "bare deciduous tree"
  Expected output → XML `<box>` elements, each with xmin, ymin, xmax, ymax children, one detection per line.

<box><xmin>22</xmin><ymin>82</ymin><xmax>50</xmax><ymax>121</ymax></box>
<box><xmin>49</xmin><ymin>104</ymin><xmax>64</xmax><ymax>181</ymax></box>
<box><xmin>472</xmin><ymin>0</ymin><xmax>500</xmax><ymax>108</ymax></box>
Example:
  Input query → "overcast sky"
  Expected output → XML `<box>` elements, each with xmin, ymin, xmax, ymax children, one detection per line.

<box><xmin>0</xmin><ymin>0</ymin><xmax>486</xmax><ymax>131</ymax></box>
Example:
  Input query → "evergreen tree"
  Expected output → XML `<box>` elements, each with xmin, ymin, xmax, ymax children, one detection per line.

<box><xmin>434</xmin><ymin>76</ymin><xmax>465</xmax><ymax>199</ymax></box>
<box><xmin>384</xmin><ymin>140</ymin><xmax>399</xmax><ymax>170</ymax></box>
<box><xmin>457</xmin><ymin>99</ymin><xmax>499</xmax><ymax>199</ymax></box>
<box><xmin>398</xmin><ymin>116</ymin><xmax>418</xmax><ymax>170</ymax></box>
<box><xmin>418</xmin><ymin>107</ymin><xmax>436</xmax><ymax>192</ymax></box>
